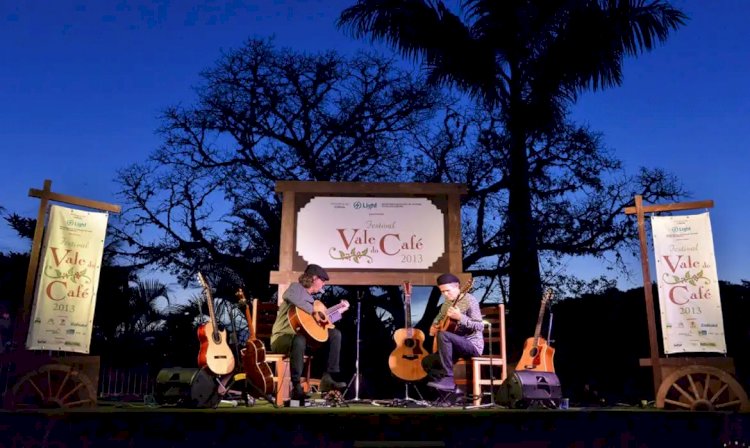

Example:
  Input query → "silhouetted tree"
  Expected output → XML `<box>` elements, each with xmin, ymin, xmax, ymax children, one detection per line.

<box><xmin>339</xmin><ymin>0</ymin><xmax>687</xmax><ymax>351</ymax></box>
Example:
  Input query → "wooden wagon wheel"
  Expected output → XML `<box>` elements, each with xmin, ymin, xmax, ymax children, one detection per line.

<box><xmin>656</xmin><ymin>365</ymin><xmax>750</xmax><ymax>411</ymax></box>
<box><xmin>9</xmin><ymin>363</ymin><xmax>97</xmax><ymax>409</ymax></box>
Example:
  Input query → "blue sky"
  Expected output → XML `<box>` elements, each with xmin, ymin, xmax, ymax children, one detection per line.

<box><xmin>1</xmin><ymin>0</ymin><xmax>748</xmax><ymax>303</ymax></box>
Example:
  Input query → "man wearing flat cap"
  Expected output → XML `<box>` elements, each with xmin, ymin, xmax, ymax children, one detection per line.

<box><xmin>422</xmin><ymin>273</ymin><xmax>484</xmax><ymax>392</ymax></box>
<box><xmin>271</xmin><ymin>263</ymin><xmax>349</xmax><ymax>400</ymax></box>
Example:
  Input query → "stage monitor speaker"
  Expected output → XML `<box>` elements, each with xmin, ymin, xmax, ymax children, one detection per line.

<box><xmin>154</xmin><ymin>367</ymin><xmax>220</xmax><ymax>408</ymax></box>
<box><xmin>496</xmin><ymin>370</ymin><xmax>562</xmax><ymax>408</ymax></box>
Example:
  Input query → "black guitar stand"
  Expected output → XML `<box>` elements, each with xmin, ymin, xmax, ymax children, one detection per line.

<box><xmin>386</xmin><ymin>382</ymin><xmax>430</xmax><ymax>407</ymax></box>
<box><xmin>344</xmin><ymin>295</ymin><xmax>371</xmax><ymax>404</ymax></box>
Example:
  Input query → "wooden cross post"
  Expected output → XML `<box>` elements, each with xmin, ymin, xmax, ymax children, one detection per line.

<box><xmin>12</xmin><ymin>179</ymin><xmax>121</xmax><ymax>349</ymax></box>
<box><xmin>623</xmin><ymin>194</ymin><xmax>714</xmax><ymax>397</ymax></box>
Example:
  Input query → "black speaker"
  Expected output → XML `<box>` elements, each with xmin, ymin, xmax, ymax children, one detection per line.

<box><xmin>496</xmin><ymin>370</ymin><xmax>562</xmax><ymax>408</ymax></box>
<box><xmin>154</xmin><ymin>367</ymin><xmax>220</xmax><ymax>408</ymax></box>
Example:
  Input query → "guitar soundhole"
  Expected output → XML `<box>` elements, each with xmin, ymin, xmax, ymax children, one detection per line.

<box><xmin>529</xmin><ymin>348</ymin><xmax>538</xmax><ymax>357</ymax></box>
<box><xmin>404</xmin><ymin>339</ymin><xmax>415</xmax><ymax>348</ymax></box>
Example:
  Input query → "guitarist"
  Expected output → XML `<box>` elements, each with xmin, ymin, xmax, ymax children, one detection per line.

<box><xmin>422</xmin><ymin>273</ymin><xmax>484</xmax><ymax>392</ymax></box>
<box><xmin>270</xmin><ymin>264</ymin><xmax>350</xmax><ymax>400</ymax></box>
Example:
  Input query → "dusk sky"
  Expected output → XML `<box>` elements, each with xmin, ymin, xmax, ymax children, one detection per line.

<box><xmin>1</xmin><ymin>0</ymin><xmax>748</xmax><ymax>301</ymax></box>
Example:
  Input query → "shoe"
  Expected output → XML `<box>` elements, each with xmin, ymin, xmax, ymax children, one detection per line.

<box><xmin>427</xmin><ymin>377</ymin><xmax>456</xmax><ymax>391</ymax></box>
<box><xmin>320</xmin><ymin>373</ymin><xmax>346</xmax><ymax>392</ymax></box>
<box><xmin>291</xmin><ymin>383</ymin><xmax>311</xmax><ymax>401</ymax></box>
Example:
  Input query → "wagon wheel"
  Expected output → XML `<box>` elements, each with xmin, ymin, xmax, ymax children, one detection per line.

<box><xmin>9</xmin><ymin>363</ymin><xmax>97</xmax><ymax>409</ymax></box>
<box><xmin>656</xmin><ymin>365</ymin><xmax>750</xmax><ymax>411</ymax></box>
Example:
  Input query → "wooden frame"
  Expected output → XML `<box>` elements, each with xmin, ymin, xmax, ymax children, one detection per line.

<box><xmin>624</xmin><ymin>195</ymin><xmax>736</xmax><ymax>398</ymax></box>
<box><xmin>270</xmin><ymin>181</ymin><xmax>469</xmax><ymax>296</ymax></box>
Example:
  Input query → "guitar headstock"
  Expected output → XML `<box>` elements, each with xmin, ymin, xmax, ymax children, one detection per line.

<box><xmin>541</xmin><ymin>288</ymin><xmax>554</xmax><ymax>306</ymax></box>
<box><xmin>197</xmin><ymin>272</ymin><xmax>212</xmax><ymax>299</ymax></box>
<box><xmin>402</xmin><ymin>281</ymin><xmax>412</xmax><ymax>299</ymax></box>
<box><xmin>460</xmin><ymin>277</ymin><xmax>474</xmax><ymax>295</ymax></box>
<box><xmin>235</xmin><ymin>288</ymin><xmax>247</xmax><ymax>306</ymax></box>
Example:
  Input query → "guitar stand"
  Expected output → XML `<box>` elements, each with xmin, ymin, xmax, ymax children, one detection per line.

<box><xmin>389</xmin><ymin>382</ymin><xmax>430</xmax><ymax>408</ymax></box>
<box><xmin>217</xmin><ymin>373</ymin><xmax>278</xmax><ymax>408</ymax></box>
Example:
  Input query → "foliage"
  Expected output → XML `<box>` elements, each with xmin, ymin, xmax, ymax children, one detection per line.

<box><xmin>338</xmin><ymin>0</ymin><xmax>687</xmax><ymax>350</ymax></box>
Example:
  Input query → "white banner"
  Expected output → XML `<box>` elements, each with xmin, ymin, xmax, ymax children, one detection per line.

<box><xmin>26</xmin><ymin>205</ymin><xmax>109</xmax><ymax>353</ymax></box>
<box><xmin>651</xmin><ymin>212</ymin><xmax>726</xmax><ymax>354</ymax></box>
<box><xmin>296</xmin><ymin>197</ymin><xmax>445</xmax><ymax>269</ymax></box>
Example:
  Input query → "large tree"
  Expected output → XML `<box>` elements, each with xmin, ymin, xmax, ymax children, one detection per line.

<box><xmin>339</xmin><ymin>0</ymin><xmax>687</xmax><ymax>344</ymax></box>
<box><xmin>114</xmin><ymin>38</ymin><xmax>442</xmax><ymax>305</ymax></box>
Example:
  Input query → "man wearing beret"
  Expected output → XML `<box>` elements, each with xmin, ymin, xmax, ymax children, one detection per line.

<box><xmin>271</xmin><ymin>263</ymin><xmax>349</xmax><ymax>400</ymax></box>
<box><xmin>422</xmin><ymin>273</ymin><xmax>484</xmax><ymax>392</ymax></box>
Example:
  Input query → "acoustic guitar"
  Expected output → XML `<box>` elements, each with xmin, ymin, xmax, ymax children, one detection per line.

<box><xmin>196</xmin><ymin>272</ymin><xmax>236</xmax><ymax>375</ymax></box>
<box><xmin>287</xmin><ymin>299</ymin><xmax>349</xmax><ymax>346</ymax></box>
<box><xmin>516</xmin><ymin>288</ymin><xmax>555</xmax><ymax>372</ymax></box>
<box><xmin>388</xmin><ymin>281</ymin><xmax>428</xmax><ymax>382</ymax></box>
<box><xmin>432</xmin><ymin>278</ymin><xmax>474</xmax><ymax>352</ymax></box>
<box><xmin>236</xmin><ymin>289</ymin><xmax>274</xmax><ymax>398</ymax></box>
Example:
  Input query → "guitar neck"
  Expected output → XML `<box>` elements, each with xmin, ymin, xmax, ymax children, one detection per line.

<box><xmin>404</xmin><ymin>281</ymin><xmax>413</xmax><ymax>336</ymax></box>
<box><xmin>532</xmin><ymin>290</ymin><xmax>553</xmax><ymax>347</ymax></box>
<box><xmin>326</xmin><ymin>301</ymin><xmax>347</xmax><ymax>324</ymax></box>
<box><xmin>198</xmin><ymin>273</ymin><xmax>220</xmax><ymax>339</ymax></box>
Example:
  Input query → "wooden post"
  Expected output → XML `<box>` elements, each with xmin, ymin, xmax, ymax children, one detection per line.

<box><xmin>624</xmin><ymin>195</ymin><xmax>714</xmax><ymax>397</ymax></box>
<box><xmin>12</xmin><ymin>179</ymin><xmax>121</xmax><ymax>349</ymax></box>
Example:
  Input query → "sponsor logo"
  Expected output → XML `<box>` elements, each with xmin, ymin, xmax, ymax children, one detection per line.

<box><xmin>353</xmin><ymin>201</ymin><xmax>377</xmax><ymax>210</ymax></box>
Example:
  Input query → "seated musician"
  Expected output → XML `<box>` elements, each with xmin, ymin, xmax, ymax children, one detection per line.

<box><xmin>422</xmin><ymin>273</ymin><xmax>484</xmax><ymax>392</ymax></box>
<box><xmin>270</xmin><ymin>263</ymin><xmax>349</xmax><ymax>400</ymax></box>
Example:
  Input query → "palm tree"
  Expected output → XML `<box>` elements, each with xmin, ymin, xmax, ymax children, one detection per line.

<box><xmin>339</xmin><ymin>0</ymin><xmax>686</xmax><ymax>347</ymax></box>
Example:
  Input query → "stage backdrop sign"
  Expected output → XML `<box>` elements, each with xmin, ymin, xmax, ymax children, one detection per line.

<box><xmin>296</xmin><ymin>197</ymin><xmax>444</xmax><ymax>269</ymax></box>
<box><xmin>651</xmin><ymin>212</ymin><xmax>726</xmax><ymax>354</ymax></box>
<box><xmin>26</xmin><ymin>205</ymin><xmax>109</xmax><ymax>353</ymax></box>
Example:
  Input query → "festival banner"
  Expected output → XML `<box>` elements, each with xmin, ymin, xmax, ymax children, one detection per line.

<box><xmin>296</xmin><ymin>197</ymin><xmax>445</xmax><ymax>269</ymax></box>
<box><xmin>651</xmin><ymin>212</ymin><xmax>726</xmax><ymax>354</ymax></box>
<box><xmin>26</xmin><ymin>205</ymin><xmax>109</xmax><ymax>353</ymax></box>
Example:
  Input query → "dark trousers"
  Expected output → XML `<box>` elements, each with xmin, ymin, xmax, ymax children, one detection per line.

<box><xmin>422</xmin><ymin>331</ymin><xmax>479</xmax><ymax>379</ymax></box>
<box><xmin>271</xmin><ymin>328</ymin><xmax>342</xmax><ymax>384</ymax></box>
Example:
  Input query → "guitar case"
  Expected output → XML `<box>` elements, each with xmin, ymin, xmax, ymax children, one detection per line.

<box><xmin>496</xmin><ymin>370</ymin><xmax>562</xmax><ymax>408</ymax></box>
<box><xmin>154</xmin><ymin>367</ymin><xmax>220</xmax><ymax>408</ymax></box>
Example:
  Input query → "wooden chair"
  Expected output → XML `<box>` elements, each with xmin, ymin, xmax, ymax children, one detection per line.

<box><xmin>251</xmin><ymin>299</ymin><xmax>315</xmax><ymax>406</ymax></box>
<box><xmin>454</xmin><ymin>303</ymin><xmax>508</xmax><ymax>406</ymax></box>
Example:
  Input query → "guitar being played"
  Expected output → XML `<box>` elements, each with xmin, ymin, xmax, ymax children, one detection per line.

<box><xmin>270</xmin><ymin>263</ymin><xmax>350</xmax><ymax>401</ymax></box>
<box><xmin>516</xmin><ymin>289</ymin><xmax>555</xmax><ymax>372</ymax></box>
<box><xmin>423</xmin><ymin>273</ymin><xmax>485</xmax><ymax>392</ymax></box>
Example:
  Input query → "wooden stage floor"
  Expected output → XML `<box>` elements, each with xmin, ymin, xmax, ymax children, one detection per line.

<box><xmin>1</xmin><ymin>399</ymin><xmax>749</xmax><ymax>447</ymax></box>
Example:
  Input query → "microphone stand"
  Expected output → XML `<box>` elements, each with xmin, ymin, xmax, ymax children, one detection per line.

<box><xmin>345</xmin><ymin>293</ymin><xmax>370</xmax><ymax>404</ymax></box>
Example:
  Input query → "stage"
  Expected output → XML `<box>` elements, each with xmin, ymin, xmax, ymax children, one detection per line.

<box><xmin>1</xmin><ymin>400</ymin><xmax>748</xmax><ymax>447</ymax></box>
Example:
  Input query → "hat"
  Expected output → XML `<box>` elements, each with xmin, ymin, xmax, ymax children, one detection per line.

<box><xmin>304</xmin><ymin>264</ymin><xmax>329</xmax><ymax>281</ymax></box>
<box><xmin>436</xmin><ymin>273</ymin><xmax>460</xmax><ymax>285</ymax></box>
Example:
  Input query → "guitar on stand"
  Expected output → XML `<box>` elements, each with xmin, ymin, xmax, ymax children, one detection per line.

<box><xmin>235</xmin><ymin>288</ymin><xmax>275</xmax><ymax>403</ymax></box>
<box><xmin>385</xmin><ymin>281</ymin><xmax>429</xmax><ymax>407</ymax></box>
<box><xmin>196</xmin><ymin>272</ymin><xmax>236</xmax><ymax>376</ymax></box>
<box><xmin>516</xmin><ymin>289</ymin><xmax>556</xmax><ymax>372</ymax></box>
<box><xmin>389</xmin><ymin>281</ymin><xmax>428</xmax><ymax>382</ymax></box>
